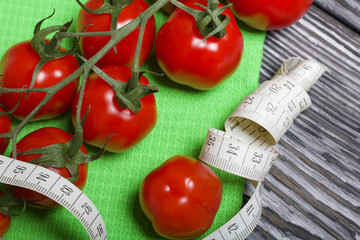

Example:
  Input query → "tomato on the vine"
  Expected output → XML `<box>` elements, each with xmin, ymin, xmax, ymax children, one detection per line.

<box><xmin>77</xmin><ymin>0</ymin><xmax>156</xmax><ymax>68</ymax></box>
<box><xmin>139</xmin><ymin>155</ymin><xmax>223</xmax><ymax>239</ymax></box>
<box><xmin>0</xmin><ymin>40</ymin><xmax>79</xmax><ymax>121</ymax></box>
<box><xmin>0</xmin><ymin>107</ymin><xmax>11</xmax><ymax>155</ymax></box>
<box><xmin>155</xmin><ymin>0</ymin><xmax>243</xmax><ymax>90</ymax></box>
<box><xmin>13</xmin><ymin>127</ymin><xmax>88</xmax><ymax>208</ymax></box>
<box><xmin>71</xmin><ymin>65</ymin><xmax>157</xmax><ymax>153</ymax></box>
<box><xmin>227</xmin><ymin>0</ymin><xmax>313</xmax><ymax>30</ymax></box>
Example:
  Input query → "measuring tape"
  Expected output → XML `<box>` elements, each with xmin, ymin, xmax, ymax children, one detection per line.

<box><xmin>199</xmin><ymin>57</ymin><xmax>325</xmax><ymax>240</ymax></box>
<box><xmin>0</xmin><ymin>57</ymin><xmax>324</xmax><ymax>240</ymax></box>
<box><xmin>0</xmin><ymin>155</ymin><xmax>107</xmax><ymax>240</ymax></box>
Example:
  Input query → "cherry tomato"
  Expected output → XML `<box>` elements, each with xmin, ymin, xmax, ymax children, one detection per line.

<box><xmin>0</xmin><ymin>211</ymin><xmax>10</xmax><ymax>237</ymax></box>
<box><xmin>139</xmin><ymin>155</ymin><xmax>223</xmax><ymax>239</ymax></box>
<box><xmin>13</xmin><ymin>127</ymin><xmax>88</xmax><ymax>208</ymax></box>
<box><xmin>77</xmin><ymin>0</ymin><xmax>156</xmax><ymax>68</ymax></box>
<box><xmin>0</xmin><ymin>107</ymin><xmax>11</xmax><ymax>155</ymax></box>
<box><xmin>71</xmin><ymin>65</ymin><xmax>157</xmax><ymax>153</ymax></box>
<box><xmin>155</xmin><ymin>0</ymin><xmax>243</xmax><ymax>90</ymax></box>
<box><xmin>0</xmin><ymin>40</ymin><xmax>79</xmax><ymax>121</ymax></box>
<box><xmin>0</xmin><ymin>191</ymin><xmax>11</xmax><ymax>238</ymax></box>
<box><xmin>227</xmin><ymin>0</ymin><xmax>313</xmax><ymax>30</ymax></box>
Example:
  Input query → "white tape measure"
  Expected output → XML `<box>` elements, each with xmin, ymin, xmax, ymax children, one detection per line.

<box><xmin>0</xmin><ymin>155</ymin><xmax>107</xmax><ymax>240</ymax></box>
<box><xmin>200</xmin><ymin>57</ymin><xmax>325</xmax><ymax>240</ymax></box>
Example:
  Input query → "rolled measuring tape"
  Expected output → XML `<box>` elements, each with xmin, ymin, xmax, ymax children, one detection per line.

<box><xmin>0</xmin><ymin>57</ymin><xmax>324</xmax><ymax>240</ymax></box>
<box><xmin>0</xmin><ymin>155</ymin><xmax>107</xmax><ymax>240</ymax></box>
<box><xmin>199</xmin><ymin>57</ymin><xmax>325</xmax><ymax>240</ymax></box>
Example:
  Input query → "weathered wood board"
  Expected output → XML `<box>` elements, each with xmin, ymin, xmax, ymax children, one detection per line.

<box><xmin>248</xmin><ymin>1</ymin><xmax>360</xmax><ymax>239</ymax></box>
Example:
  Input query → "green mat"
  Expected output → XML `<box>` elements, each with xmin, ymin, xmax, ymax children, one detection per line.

<box><xmin>0</xmin><ymin>0</ymin><xmax>265</xmax><ymax>239</ymax></box>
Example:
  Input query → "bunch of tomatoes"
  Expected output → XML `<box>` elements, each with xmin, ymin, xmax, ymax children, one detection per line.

<box><xmin>0</xmin><ymin>0</ymin><xmax>312</xmax><ymax>238</ymax></box>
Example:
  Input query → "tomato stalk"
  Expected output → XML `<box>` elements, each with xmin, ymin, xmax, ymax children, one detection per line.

<box><xmin>29</xmin><ymin>10</ymin><xmax>79</xmax><ymax>93</ymax></box>
<box><xmin>170</xmin><ymin>0</ymin><xmax>231</xmax><ymax>40</ymax></box>
<box><xmin>0</xmin><ymin>186</ymin><xmax>27</xmax><ymax>217</ymax></box>
<box><xmin>76</xmin><ymin>0</ymin><xmax>134</xmax><ymax>32</ymax></box>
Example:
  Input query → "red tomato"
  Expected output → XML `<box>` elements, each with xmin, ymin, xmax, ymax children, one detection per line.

<box><xmin>0</xmin><ymin>191</ymin><xmax>11</xmax><ymax>238</ymax></box>
<box><xmin>71</xmin><ymin>65</ymin><xmax>157</xmax><ymax>153</ymax></box>
<box><xmin>0</xmin><ymin>212</ymin><xmax>10</xmax><ymax>237</ymax></box>
<box><xmin>139</xmin><ymin>155</ymin><xmax>223</xmax><ymax>239</ymax></box>
<box><xmin>77</xmin><ymin>0</ymin><xmax>156</xmax><ymax>68</ymax></box>
<box><xmin>227</xmin><ymin>0</ymin><xmax>313</xmax><ymax>30</ymax></box>
<box><xmin>13</xmin><ymin>127</ymin><xmax>88</xmax><ymax>208</ymax></box>
<box><xmin>0</xmin><ymin>107</ymin><xmax>11</xmax><ymax>155</ymax></box>
<box><xmin>0</xmin><ymin>40</ymin><xmax>79</xmax><ymax>121</ymax></box>
<box><xmin>155</xmin><ymin>0</ymin><xmax>243</xmax><ymax>90</ymax></box>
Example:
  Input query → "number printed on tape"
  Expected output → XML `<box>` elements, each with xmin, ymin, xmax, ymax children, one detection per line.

<box><xmin>0</xmin><ymin>155</ymin><xmax>107</xmax><ymax>240</ymax></box>
<box><xmin>199</xmin><ymin>57</ymin><xmax>325</xmax><ymax>240</ymax></box>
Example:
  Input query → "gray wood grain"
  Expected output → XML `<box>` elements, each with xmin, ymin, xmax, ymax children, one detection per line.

<box><xmin>247</xmin><ymin>3</ymin><xmax>360</xmax><ymax>240</ymax></box>
<box><xmin>313</xmin><ymin>0</ymin><xmax>360</xmax><ymax>34</ymax></box>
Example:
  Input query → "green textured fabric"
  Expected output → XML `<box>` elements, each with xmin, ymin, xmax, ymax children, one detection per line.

<box><xmin>0</xmin><ymin>0</ymin><xmax>265</xmax><ymax>239</ymax></box>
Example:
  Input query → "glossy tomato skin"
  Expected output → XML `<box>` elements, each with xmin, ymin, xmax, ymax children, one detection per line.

<box><xmin>77</xmin><ymin>0</ymin><xmax>156</xmax><ymax>68</ymax></box>
<box><xmin>14</xmin><ymin>127</ymin><xmax>88</xmax><ymax>208</ymax></box>
<box><xmin>0</xmin><ymin>191</ymin><xmax>11</xmax><ymax>238</ymax></box>
<box><xmin>227</xmin><ymin>0</ymin><xmax>313</xmax><ymax>30</ymax></box>
<box><xmin>0</xmin><ymin>208</ymin><xmax>11</xmax><ymax>237</ymax></box>
<box><xmin>71</xmin><ymin>65</ymin><xmax>157</xmax><ymax>153</ymax></box>
<box><xmin>140</xmin><ymin>155</ymin><xmax>223</xmax><ymax>239</ymax></box>
<box><xmin>155</xmin><ymin>0</ymin><xmax>243</xmax><ymax>90</ymax></box>
<box><xmin>0</xmin><ymin>107</ymin><xmax>11</xmax><ymax>155</ymax></box>
<box><xmin>0</xmin><ymin>40</ymin><xmax>79</xmax><ymax>121</ymax></box>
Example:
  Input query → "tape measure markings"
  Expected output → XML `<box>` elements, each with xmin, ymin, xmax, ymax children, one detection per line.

<box><xmin>200</xmin><ymin>58</ymin><xmax>325</xmax><ymax>240</ymax></box>
<box><xmin>200</xmin><ymin>130</ymin><xmax>278</xmax><ymax>182</ymax></box>
<box><xmin>202</xmin><ymin>182</ymin><xmax>263</xmax><ymax>240</ymax></box>
<box><xmin>0</xmin><ymin>154</ymin><xmax>107</xmax><ymax>240</ymax></box>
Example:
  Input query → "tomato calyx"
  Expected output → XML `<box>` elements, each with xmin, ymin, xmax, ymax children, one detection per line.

<box><xmin>17</xmin><ymin>140</ymin><xmax>100</xmax><ymax>183</ymax></box>
<box><xmin>98</xmin><ymin>68</ymin><xmax>159</xmax><ymax>113</ymax></box>
<box><xmin>29</xmin><ymin>10</ymin><xmax>80</xmax><ymax>90</ymax></box>
<box><xmin>170</xmin><ymin>0</ymin><xmax>231</xmax><ymax>40</ymax></box>
<box><xmin>0</xmin><ymin>186</ymin><xmax>27</xmax><ymax>217</ymax></box>
<box><xmin>77</xmin><ymin>54</ymin><xmax>159</xmax><ymax>113</ymax></box>
<box><xmin>76</xmin><ymin>0</ymin><xmax>134</xmax><ymax>32</ymax></box>
<box><xmin>17</xmin><ymin>117</ymin><xmax>108</xmax><ymax>183</ymax></box>
<box><xmin>113</xmin><ymin>77</ymin><xmax>159</xmax><ymax>113</ymax></box>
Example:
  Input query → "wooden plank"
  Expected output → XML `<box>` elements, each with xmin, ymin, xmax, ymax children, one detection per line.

<box><xmin>313</xmin><ymin>0</ymin><xmax>360</xmax><ymax>33</ymax></box>
<box><xmin>248</xmin><ymin>3</ymin><xmax>360</xmax><ymax>240</ymax></box>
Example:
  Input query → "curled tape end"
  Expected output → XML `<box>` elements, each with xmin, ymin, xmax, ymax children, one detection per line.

<box><xmin>199</xmin><ymin>57</ymin><xmax>324</xmax><ymax>240</ymax></box>
<box><xmin>275</xmin><ymin>57</ymin><xmax>326</xmax><ymax>91</ymax></box>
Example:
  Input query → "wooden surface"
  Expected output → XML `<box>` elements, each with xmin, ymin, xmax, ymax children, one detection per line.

<box><xmin>248</xmin><ymin>0</ymin><xmax>360</xmax><ymax>239</ymax></box>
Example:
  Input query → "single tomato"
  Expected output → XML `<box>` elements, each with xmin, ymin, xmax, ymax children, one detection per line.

<box><xmin>227</xmin><ymin>0</ymin><xmax>313</xmax><ymax>30</ymax></box>
<box><xmin>0</xmin><ymin>40</ymin><xmax>79</xmax><ymax>121</ymax></box>
<box><xmin>77</xmin><ymin>0</ymin><xmax>156</xmax><ymax>68</ymax></box>
<box><xmin>71</xmin><ymin>65</ymin><xmax>157</xmax><ymax>153</ymax></box>
<box><xmin>0</xmin><ymin>107</ymin><xmax>11</xmax><ymax>155</ymax></box>
<box><xmin>139</xmin><ymin>155</ymin><xmax>223</xmax><ymax>239</ymax></box>
<box><xmin>13</xmin><ymin>127</ymin><xmax>88</xmax><ymax>208</ymax></box>
<box><xmin>0</xmin><ymin>211</ymin><xmax>10</xmax><ymax>237</ymax></box>
<box><xmin>0</xmin><ymin>191</ymin><xmax>11</xmax><ymax>238</ymax></box>
<box><xmin>155</xmin><ymin>0</ymin><xmax>243</xmax><ymax>90</ymax></box>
